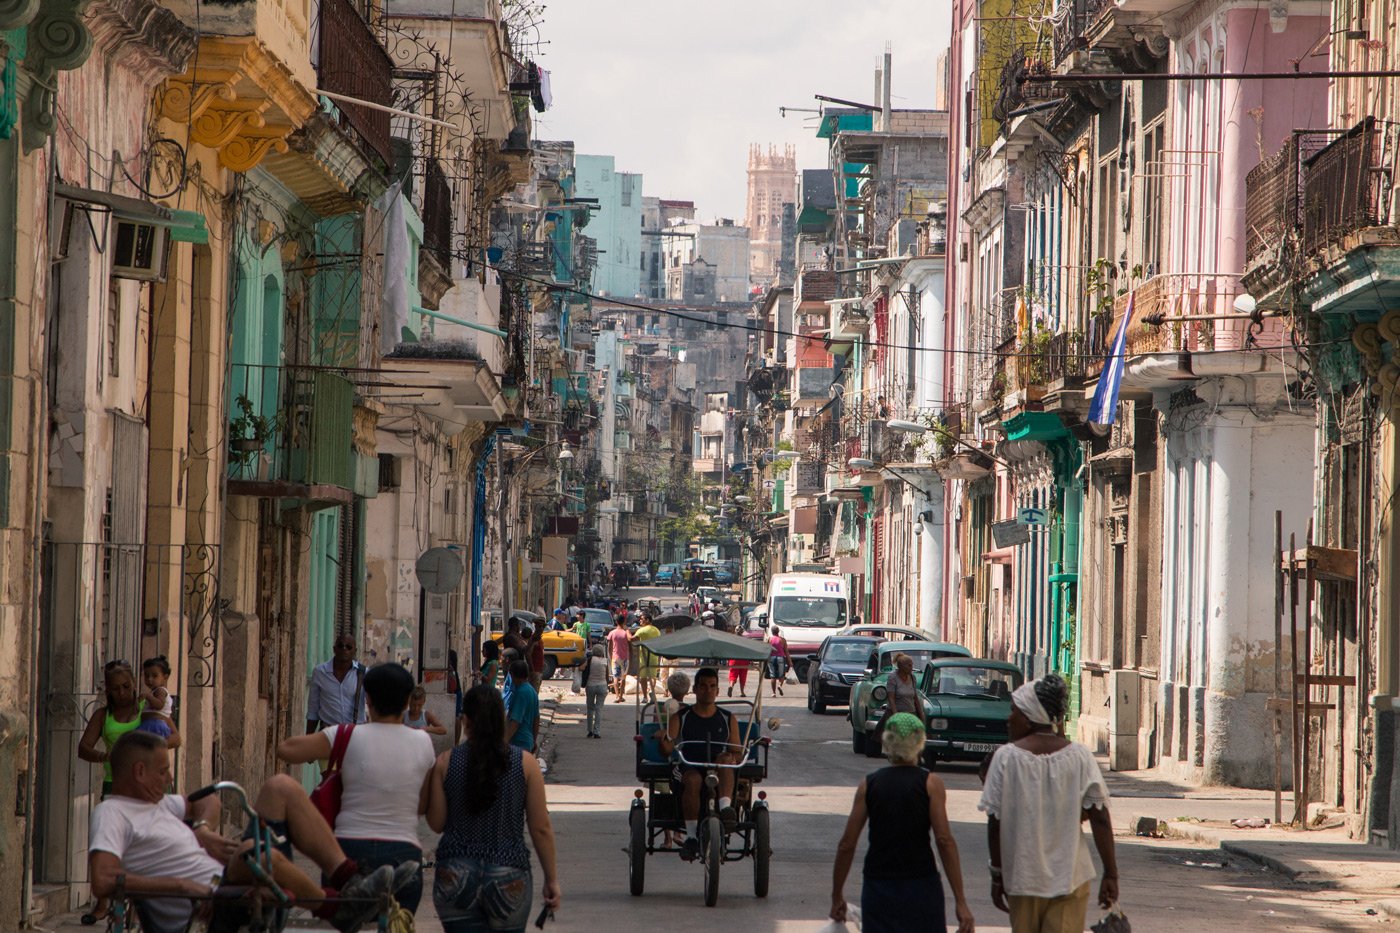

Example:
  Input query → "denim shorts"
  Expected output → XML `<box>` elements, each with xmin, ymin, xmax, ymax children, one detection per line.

<box><xmin>432</xmin><ymin>856</ymin><xmax>532</xmax><ymax>933</ymax></box>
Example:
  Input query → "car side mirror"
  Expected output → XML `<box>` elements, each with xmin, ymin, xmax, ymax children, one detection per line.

<box><xmin>806</xmin><ymin>654</ymin><xmax>819</xmax><ymax>663</ymax></box>
<box><xmin>758</xmin><ymin>618</ymin><xmax>769</xmax><ymax>628</ymax></box>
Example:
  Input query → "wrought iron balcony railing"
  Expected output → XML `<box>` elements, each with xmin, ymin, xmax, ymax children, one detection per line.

<box><xmin>1302</xmin><ymin>117</ymin><xmax>1386</xmax><ymax>256</ymax></box>
<box><xmin>318</xmin><ymin>0</ymin><xmax>394</xmax><ymax>164</ymax></box>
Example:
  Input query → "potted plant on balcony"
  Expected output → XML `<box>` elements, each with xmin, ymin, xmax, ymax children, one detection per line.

<box><xmin>229</xmin><ymin>394</ymin><xmax>281</xmax><ymax>466</ymax></box>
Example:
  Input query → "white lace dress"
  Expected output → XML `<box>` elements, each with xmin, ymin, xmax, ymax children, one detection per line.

<box><xmin>977</xmin><ymin>742</ymin><xmax>1110</xmax><ymax>898</ymax></box>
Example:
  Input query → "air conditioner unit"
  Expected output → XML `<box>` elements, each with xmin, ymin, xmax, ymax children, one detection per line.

<box><xmin>111</xmin><ymin>219</ymin><xmax>168</xmax><ymax>282</ymax></box>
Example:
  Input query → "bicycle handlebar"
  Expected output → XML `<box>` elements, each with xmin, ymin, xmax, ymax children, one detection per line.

<box><xmin>187</xmin><ymin>782</ymin><xmax>257</xmax><ymax>822</ymax></box>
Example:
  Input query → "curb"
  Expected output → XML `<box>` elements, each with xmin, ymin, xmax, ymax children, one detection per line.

<box><xmin>1129</xmin><ymin>814</ymin><xmax>1342</xmax><ymax>885</ymax></box>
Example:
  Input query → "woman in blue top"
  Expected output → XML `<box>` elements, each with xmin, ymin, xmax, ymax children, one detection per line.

<box><xmin>427</xmin><ymin>684</ymin><xmax>561</xmax><ymax>932</ymax></box>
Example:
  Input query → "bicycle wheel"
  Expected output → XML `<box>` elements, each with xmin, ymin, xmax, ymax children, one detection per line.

<box><xmin>701</xmin><ymin>815</ymin><xmax>722</xmax><ymax>907</ymax></box>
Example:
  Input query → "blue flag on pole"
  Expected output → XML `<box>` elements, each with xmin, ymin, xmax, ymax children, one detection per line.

<box><xmin>1088</xmin><ymin>293</ymin><xmax>1133</xmax><ymax>426</ymax></box>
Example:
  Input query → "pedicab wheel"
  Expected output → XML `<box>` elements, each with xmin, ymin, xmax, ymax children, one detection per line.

<box><xmin>752</xmin><ymin>807</ymin><xmax>771</xmax><ymax>898</ymax></box>
<box><xmin>628</xmin><ymin>807</ymin><xmax>647</xmax><ymax>896</ymax></box>
<box><xmin>701</xmin><ymin>815</ymin><xmax>722</xmax><ymax>907</ymax></box>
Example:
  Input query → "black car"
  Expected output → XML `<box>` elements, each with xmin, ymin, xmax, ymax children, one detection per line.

<box><xmin>805</xmin><ymin>635</ymin><xmax>882</xmax><ymax>713</ymax></box>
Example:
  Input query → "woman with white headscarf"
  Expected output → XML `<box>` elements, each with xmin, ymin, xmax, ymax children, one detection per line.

<box><xmin>978</xmin><ymin>674</ymin><xmax>1121</xmax><ymax>933</ymax></box>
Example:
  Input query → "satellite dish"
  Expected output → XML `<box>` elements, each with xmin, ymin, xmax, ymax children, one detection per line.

<box><xmin>416</xmin><ymin>547</ymin><xmax>464</xmax><ymax>594</ymax></box>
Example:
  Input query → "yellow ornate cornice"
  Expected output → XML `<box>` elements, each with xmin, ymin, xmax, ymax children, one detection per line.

<box><xmin>160</xmin><ymin>36</ymin><xmax>315</xmax><ymax>174</ymax></box>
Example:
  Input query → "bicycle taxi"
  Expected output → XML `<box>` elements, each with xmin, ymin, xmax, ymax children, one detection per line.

<box><xmin>628</xmin><ymin>626</ymin><xmax>774</xmax><ymax>907</ymax></box>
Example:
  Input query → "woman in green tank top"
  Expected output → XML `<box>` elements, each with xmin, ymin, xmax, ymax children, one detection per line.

<box><xmin>78</xmin><ymin>661</ymin><xmax>165</xmax><ymax>794</ymax></box>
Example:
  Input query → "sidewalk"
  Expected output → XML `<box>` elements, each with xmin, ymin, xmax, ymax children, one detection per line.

<box><xmin>1100</xmin><ymin>757</ymin><xmax>1400</xmax><ymax>911</ymax></box>
<box><xmin>44</xmin><ymin>689</ymin><xmax>570</xmax><ymax>933</ymax></box>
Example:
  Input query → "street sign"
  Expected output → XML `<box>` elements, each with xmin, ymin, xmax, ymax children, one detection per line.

<box><xmin>1017</xmin><ymin>507</ymin><xmax>1047</xmax><ymax>526</ymax></box>
<box><xmin>762</xmin><ymin>479</ymin><xmax>777</xmax><ymax>490</ymax></box>
<box><xmin>992</xmin><ymin>519</ymin><xmax>1031</xmax><ymax>548</ymax></box>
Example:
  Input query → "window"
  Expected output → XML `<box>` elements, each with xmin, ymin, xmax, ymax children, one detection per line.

<box><xmin>107</xmin><ymin>282</ymin><xmax>121</xmax><ymax>379</ymax></box>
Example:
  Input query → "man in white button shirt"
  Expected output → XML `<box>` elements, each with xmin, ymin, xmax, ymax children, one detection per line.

<box><xmin>88</xmin><ymin>731</ymin><xmax>409</xmax><ymax>932</ymax></box>
<box><xmin>307</xmin><ymin>634</ymin><xmax>366</xmax><ymax>734</ymax></box>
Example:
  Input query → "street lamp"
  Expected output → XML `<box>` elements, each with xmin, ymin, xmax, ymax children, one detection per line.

<box><xmin>773</xmin><ymin>450</ymin><xmax>801</xmax><ymax>461</ymax></box>
<box><xmin>848</xmin><ymin>457</ymin><xmax>876</xmax><ymax>471</ymax></box>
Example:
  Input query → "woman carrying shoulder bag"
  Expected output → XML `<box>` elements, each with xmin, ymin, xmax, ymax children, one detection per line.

<box><xmin>278</xmin><ymin>662</ymin><xmax>435</xmax><ymax>914</ymax></box>
<box><xmin>580</xmin><ymin>645</ymin><xmax>609</xmax><ymax>739</ymax></box>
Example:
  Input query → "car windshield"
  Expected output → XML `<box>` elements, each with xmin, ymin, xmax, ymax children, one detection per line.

<box><xmin>927</xmin><ymin>665</ymin><xmax>1023</xmax><ymax>699</ymax></box>
<box><xmin>771</xmin><ymin>596</ymin><xmax>847</xmax><ymax>627</ymax></box>
<box><xmin>877</xmin><ymin>649</ymin><xmax>941</xmax><ymax>671</ymax></box>
<box><xmin>827</xmin><ymin>641</ymin><xmax>875</xmax><ymax>662</ymax></box>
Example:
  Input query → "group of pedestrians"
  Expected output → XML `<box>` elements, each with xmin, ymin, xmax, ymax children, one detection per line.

<box><xmin>831</xmin><ymin>673</ymin><xmax>1122</xmax><ymax>933</ymax></box>
<box><xmin>81</xmin><ymin>635</ymin><xmax>560</xmax><ymax>933</ymax></box>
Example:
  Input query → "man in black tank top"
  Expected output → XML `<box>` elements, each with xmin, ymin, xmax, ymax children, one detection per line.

<box><xmin>659</xmin><ymin>667</ymin><xmax>740</xmax><ymax>860</ymax></box>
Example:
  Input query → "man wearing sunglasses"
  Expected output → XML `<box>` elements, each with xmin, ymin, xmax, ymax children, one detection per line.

<box><xmin>306</xmin><ymin>636</ymin><xmax>366</xmax><ymax>734</ymax></box>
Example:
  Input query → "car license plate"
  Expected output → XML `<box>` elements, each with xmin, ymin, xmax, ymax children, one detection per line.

<box><xmin>958</xmin><ymin>742</ymin><xmax>999</xmax><ymax>753</ymax></box>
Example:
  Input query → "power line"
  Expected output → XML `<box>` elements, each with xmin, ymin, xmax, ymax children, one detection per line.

<box><xmin>491</xmin><ymin>265</ymin><xmax>1338</xmax><ymax>364</ymax></box>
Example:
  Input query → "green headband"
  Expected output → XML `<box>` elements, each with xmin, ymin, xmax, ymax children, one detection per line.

<box><xmin>884</xmin><ymin>712</ymin><xmax>926</xmax><ymax>739</ymax></box>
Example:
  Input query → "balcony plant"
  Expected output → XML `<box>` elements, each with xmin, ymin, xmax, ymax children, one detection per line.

<box><xmin>229</xmin><ymin>394</ymin><xmax>282</xmax><ymax>465</ymax></box>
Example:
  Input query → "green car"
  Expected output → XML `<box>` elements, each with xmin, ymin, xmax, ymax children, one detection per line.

<box><xmin>919</xmin><ymin>658</ymin><xmax>1025</xmax><ymax>768</ymax></box>
<box><xmin>848</xmin><ymin>640</ymin><xmax>972</xmax><ymax>756</ymax></box>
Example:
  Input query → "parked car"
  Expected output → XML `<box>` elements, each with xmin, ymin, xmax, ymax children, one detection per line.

<box><xmin>632</xmin><ymin>562</ymin><xmax>652</xmax><ymax>584</ymax></box>
<box><xmin>805</xmin><ymin>636</ymin><xmax>882</xmax><ymax>712</ymax></box>
<box><xmin>655</xmin><ymin>563</ymin><xmax>680</xmax><ymax>584</ymax></box>
<box><xmin>848</xmin><ymin>640</ymin><xmax>973</xmax><ymax>755</ymax></box>
<box><xmin>714</xmin><ymin>562</ymin><xmax>737</xmax><ymax>584</ymax></box>
<box><xmin>918</xmin><ymin>658</ymin><xmax>1024</xmax><ymax>768</ymax></box>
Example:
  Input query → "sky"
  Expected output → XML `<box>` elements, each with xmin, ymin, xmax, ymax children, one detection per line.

<box><xmin>531</xmin><ymin>1</ymin><xmax>952</xmax><ymax>224</ymax></box>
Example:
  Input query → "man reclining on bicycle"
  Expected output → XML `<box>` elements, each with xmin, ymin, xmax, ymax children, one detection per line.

<box><xmin>658</xmin><ymin>666</ymin><xmax>741</xmax><ymax>861</ymax></box>
<box><xmin>88</xmin><ymin>730</ymin><xmax>413</xmax><ymax>932</ymax></box>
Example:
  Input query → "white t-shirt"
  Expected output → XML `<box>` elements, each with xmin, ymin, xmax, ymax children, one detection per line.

<box><xmin>89</xmin><ymin>794</ymin><xmax>223</xmax><ymax>932</ymax></box>
<box><xmin>326</xmin><ymin>722</ymin><xmax>435</xmax><ymax>846</ymax></box>
<box><xmin>977</xmin><ymin>742</ymin><xmax>1110</xmax><ymax>898</ymax></box>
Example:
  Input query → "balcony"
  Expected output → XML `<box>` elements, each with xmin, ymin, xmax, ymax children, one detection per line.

<box><xmin>318</xmin><ymin>0</ymin><xmax>393</xmax><ymax>164</ymax></box>
<box><xmin>1302</xmin><ymin>118</ymin><xmax>1386</xmax><ymax>257</ymax></box>
<box><xmin>227</xmin><ymin>365</ymin><xmax>355</xmax><ymax>506</ymax></box>
<box><xmin>994</xmin><ymin>51</ymin><xmax>1061</xmax><ymax>125</ymax></box>
<box><xmin>382</xmin><ymin>0</ymin><xmax>515</xmax><ymax>140</ymax></box>
<box><xmin>1053</xmin><ymin>2</ymin><xmax>1087</xmax><ymax>67</ymax></box>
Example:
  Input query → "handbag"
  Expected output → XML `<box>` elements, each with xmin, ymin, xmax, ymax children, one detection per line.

<box><xmin>309</xmin><ymin>723</ymin><xmax>354</xmax><ymax>828</ymax></box>
<box><xmin>571</xmin><ymin>667</ymin><xmax>583</xmax><ymax>693</ymax></box>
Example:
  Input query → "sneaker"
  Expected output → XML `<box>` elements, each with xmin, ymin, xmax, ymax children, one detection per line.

<box><xmin>333</xmin><ymin>864</ymin><xmax>394</xmax><ymax>932</ymax></box>
<box><xmin>389</xmin><ymin>860</ymin><xmax>420</xmax><ymax>894</ymax></box>
<box><xmin>719</xmin><ymin>806</ymin><xmax>738</xmax><ymax>832</ymax></box>
<box><xmin>678</xmin><ymin>836</ymin><xmax>702</xmax><ymax>861</ymax></box>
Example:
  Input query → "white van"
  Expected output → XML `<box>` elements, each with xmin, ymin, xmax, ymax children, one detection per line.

<box><xmin>765</xmin><ymin>573</ymin><xmax>849</xmax><ymax>681</ymax></box>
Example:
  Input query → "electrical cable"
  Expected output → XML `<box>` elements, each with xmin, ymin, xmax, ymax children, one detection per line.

<box><xmin>489</xmin><ymin>263</ymin><xmax>1342</xmax><ymax>364</ymax></box>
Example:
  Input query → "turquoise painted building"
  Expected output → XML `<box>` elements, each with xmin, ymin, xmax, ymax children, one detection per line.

<box><xmin>575</xmin><ymin>154</ymin><xmax>642</xmax><ymax>299</ymax></box>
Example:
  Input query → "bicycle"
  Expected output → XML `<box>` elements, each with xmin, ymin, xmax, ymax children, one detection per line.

<box><xmin>106</xmin><ymin>781</ymin><xmax>413</xmax><ymax>933</ymax></box>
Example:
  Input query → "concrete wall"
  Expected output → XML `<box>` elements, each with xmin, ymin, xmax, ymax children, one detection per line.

<box><xmin>1157</xmin><ymin>382</ymin><xmax>1313</xmax><ymax>787</ymax></box>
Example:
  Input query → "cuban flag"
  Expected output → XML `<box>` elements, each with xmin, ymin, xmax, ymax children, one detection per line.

<box><xmin>1088</xmin><ymin>293</ymin><xmax>1132</xmax><ymax>427</ymax></box>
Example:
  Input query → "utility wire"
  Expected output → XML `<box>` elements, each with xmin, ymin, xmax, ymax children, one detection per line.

<box><xmin>491</xmin><ymin>265</ymin><xmax>1340</xmax><ymax>363</ymax></box>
